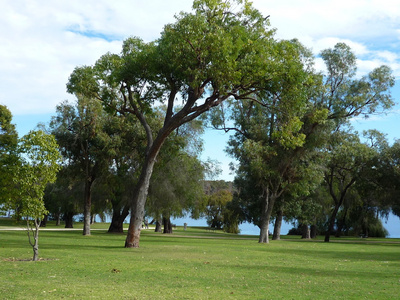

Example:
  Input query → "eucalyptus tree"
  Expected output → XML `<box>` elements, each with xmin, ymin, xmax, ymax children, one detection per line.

<box><xmin>384</xmin><ymin>141</ymin><xmax>400</xmax><ymax>218</ymax></box>
<box><xmin>323</xmin><ymin>131</ymin><xmax>379</xmax><ymax>242</ymax></box>
<box><xmin>43</xmin><ymin>166</ymin><xmax>83</xmax><ymax>228</ymax></box>
<box><xmin>218</xmin><ymin>39</ymin><xmax>324</xmax><ymax>243</ymax></box>
<box><xmin>67</xmin><ymin>0</ymin><xmax>281</xmax><ymax>248</ymax></box>
<box><xmin>50</xmin><ymin>97</ymin><xmax>117</xmax><ymax>235</ymax></box>
<box><xmin>0</xmin><ymin>105</ymin><xmax>18</xmax><ymax>208</ymax></box>
<box><xmin>225</xmin><ymin>42</ymin><xmax>394</xmax><ymax>243</ymax></box>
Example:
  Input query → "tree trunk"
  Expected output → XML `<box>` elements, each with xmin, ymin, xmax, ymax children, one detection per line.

<box><xmin>125</xmin><ymin>156</ymin><xmax>157</xmax><ymax>248</ymax></box>
<box><xmin>64</xmin><ymin>212</ymin><xmax>74</xmax><ymax>228</ymax></box>
<box><xmin>258</xmin><ymin>189</ymin><xmax>277</xmax><ymax>244</ymax></box>
<box><xmin>32</xmin><ymin>223</ymin><xmax>39</xmax><ymax>261</ymax></box>
<box><xmin>83</xmin><ymin>179</ymin><xmax>93</xmax><ymax>236</ymax></box>
<box><xmin>335</xmin><ymin>206</ymin><xmax>348</xmax><ymax>237</ymax></box>
<box><xmin>55</xmin><ymin>213</ymin><xmax>61</xmax><ymax>226</ymax></box>
<box><xmin>40</xmin><ymin>215</ymin><xmax>48</xmax><ymax>227</ymax></box>
<box><xmin>27</xmin><ymin>219</ymin><xmax>40</xmax><ymax>262</ymax></box>
<box><xmin>301</xmin><ymin>224</ymin><xmax>311</xmax><ymax>239</ymax></box>
<box><xmin>163</xmin><ymin>216</ymin><xmax>173</xmax><ymax>234</ymax></box>
<box><xmin>155</xmin><ymin>220</ymin><xmax>162</xmax><ymax>232</ymax></box>
<box><xmin>272</xmin><ymin>210</ymin><xmax>283</xmax><ymax>240</ymax></box>
<box><xmin>325</xmin><ymin>203</ymin><xmax>340</xmax><ymax>242</ymax></box>
<box><xmin>108</xmin><ymin>206</ymin><xmax>130</xmax><ymax>233</ymax></box>
<box><xmin>310</xmin><ymin>224</ymin><xmax>317</xmax><ymax>238</ymax></box>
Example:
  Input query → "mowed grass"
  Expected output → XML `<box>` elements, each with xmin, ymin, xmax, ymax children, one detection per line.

<box><xmin>1</xmin><ymin>221</ymin><xmax>399</xmax><ymax>299</ymax></box>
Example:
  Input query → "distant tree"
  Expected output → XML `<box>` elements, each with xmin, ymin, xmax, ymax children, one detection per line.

<box><xmin>147</xmin><ymin>122</ymin><xmax>207</xmax><ymax>234</ymax></box>
<box><xmin>50</xmin><ymin>97</ymin><xmax>116</xmax><ymax>235</ymax></box>
<box><xmin>0</xmin><ymin>105</ymin><xmax>18</xmax><ymax>209</ymax></box>
<box><xmin>205</xmin><ymin>189</ymin><xmax>233</xmax><ymax>229</ymax></box>
<box><xmin>11</xmin><ymin>131</ymin><xmax>60</xmax><ymax>261</ymax></box>
<box><xmin>323</xmin><ymin>131</ymin><xmax>378</xmax><ymax>242</ymax></box>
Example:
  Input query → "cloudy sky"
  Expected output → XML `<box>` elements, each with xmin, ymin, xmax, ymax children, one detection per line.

<box><xmin>1</xmin><ymin>0</ymin><xmax>400</xmax><ymax>172</ymax></box>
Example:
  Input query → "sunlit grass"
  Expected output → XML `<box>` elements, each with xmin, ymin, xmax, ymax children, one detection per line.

<box><xmin>1</xmin><ymin>219</ymin><xmax>399</xmax><ymax>299</ymax></box>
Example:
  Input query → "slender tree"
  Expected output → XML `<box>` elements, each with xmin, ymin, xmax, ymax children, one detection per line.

<box><xmin>12</xmin><ymin>131</ymin><xmax>61</xmax><ymax>261</ymax></box>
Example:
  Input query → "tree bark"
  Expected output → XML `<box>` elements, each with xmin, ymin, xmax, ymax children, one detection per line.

<box><xmin>27</xmin><ymin>219</ymin><xmax>40</xmax><ymax>261</ymax></box>
<box><xmin>83</xmin><ymin>178</ymin><xmax>93</xmax><ymax>236</ymax></box>
<box><xmin>64</xmin><ymin>212</ymin><xmax>74</xmax><ymax>228</ymax></box>
<box><xmin>155</xmin><ymin>220</ymin><xmax>162</xmax><ymax>232</ymax></box>
<box><xmin>32</xmin><ymin>224</ymin><xmax>39</xmax><ymax>261</ymax></box>
<box><xmin>163</xmin><ymin>216</ymin><xmax>173</xmax><ymax>234</ymax></box>
<box><xmin>301</xmin><ymin>224</ymin><xmax>311</xmax><ymax>239</ymax></box>
<box><xmin>55</xmin><ymin>213</ymin><xmax>61</xmax><ymax>226</ymax></box>
<box><xmin>310</xmin><ymin>224</ymin><xmax>317</xmax><ymax>238</ymax></box>
<box><xmin>108</xmin><ymin>205</ymin><xmax>129</xmax><ymax>233</ymax></box>
<box><xmin>272</xmin><ymin>210</ymin><xmax>283</xmax><ymax>240</ymax></box>
<box><xmin>258</xmin><ymin>189</ymin><xmax>277</xmax><ymax>244</ymax></box>
<box><xmin>325</xmin><ymin>203</ymin><xmax>340</xmax><ymax>242</ymax></box>
<box><xmin>125</xmin><ymin>155</ymin><xmax>157</xmax><ymax>248</ymax></box>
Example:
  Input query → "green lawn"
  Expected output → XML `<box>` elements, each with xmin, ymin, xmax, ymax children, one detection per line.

<box><xmin>1</xmin><ymin>220</ymin><xmax>399</xmax><ymax>299</ymax></box>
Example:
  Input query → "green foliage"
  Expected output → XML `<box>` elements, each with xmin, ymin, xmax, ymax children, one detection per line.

<box><xmin>205</xmin><ymin>188</ymin><xmax>240</xmax><ymax>233</ymax></box>
<box><xmin>14</xmin><ymin>130</ymin><xmax>61</xmax><ymax>220</ymax></box>
<box><xmin>0</xmin><ymin>105</ymin><xmax>18</xmax><ymax>207</ymax></box>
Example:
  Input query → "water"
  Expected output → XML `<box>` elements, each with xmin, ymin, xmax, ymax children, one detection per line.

<box><xmin>171</xmin><ymin>216</ymin><xmax>293</xmax><ymax>236</ymax></box>
<box><xmin>173</xmin><ymin>213</ymin><xmax>400</xmax><ymax>238</ymax></box>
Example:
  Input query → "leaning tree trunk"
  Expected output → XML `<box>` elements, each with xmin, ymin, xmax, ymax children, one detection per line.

<box><xmin>125</xmin><ymin>155</ymin><xmax>157</xmax><ymax>248</ymax></box>
<box><xmin>163</xmin><ymin>216</ymin><xmax>173</xmax><ymax>234</ymax></box>
<box><xmin>108</xmin><ymin>205</ymin><xmax>130</xmax><ymax>233</ymax></box>
<box><xmin>272</xmin><ymin>210</ymin><xmax>283</xmax><ymax>240</ymax></box>
<box><xmin>83</xmin><ymin>178</ymin><xmax>94</xmax><ymax>236</ymax></box>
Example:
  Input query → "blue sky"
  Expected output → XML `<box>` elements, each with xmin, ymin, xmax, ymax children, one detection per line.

<box><xmin>2</xmin><ymin>1</ymin><xmax>400</xmax><ymax>235</ymax></box>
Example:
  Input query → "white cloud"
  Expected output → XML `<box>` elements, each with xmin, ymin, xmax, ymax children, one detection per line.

<box><xmin>1</xmin><ymin>0</ymin><xmax>399</xmax><ymax>116</ymax></box>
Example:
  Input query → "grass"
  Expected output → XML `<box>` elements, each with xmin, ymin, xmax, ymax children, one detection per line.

<box><xmin>1</xmin><ymin>219</ymin><xmax>400</xmax><ymax>299</ymax></box>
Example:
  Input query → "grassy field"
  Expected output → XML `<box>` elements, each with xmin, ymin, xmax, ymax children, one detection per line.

<box><xmin>1</xmin><ymin>219</ymin><xmax>399</xmax><ymax>299</ymax></box>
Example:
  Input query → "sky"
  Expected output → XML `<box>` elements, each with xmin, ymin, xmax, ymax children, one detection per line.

<box><xmin>1</xmin><ymin>1</ymin><xmax>400</xmax><ymax>234</ymax></box>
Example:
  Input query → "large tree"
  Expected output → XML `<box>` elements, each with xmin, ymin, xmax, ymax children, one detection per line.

<box><xmin>67</xmin><ymin>0</ymin><xmax>280</xmax><ymax>248</ymax></box>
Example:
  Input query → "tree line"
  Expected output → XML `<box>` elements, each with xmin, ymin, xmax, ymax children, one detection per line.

<box><xmin>1</xmin><ymin>0</ymin><xmax>399</xmax><ymax>256</ymax></box>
